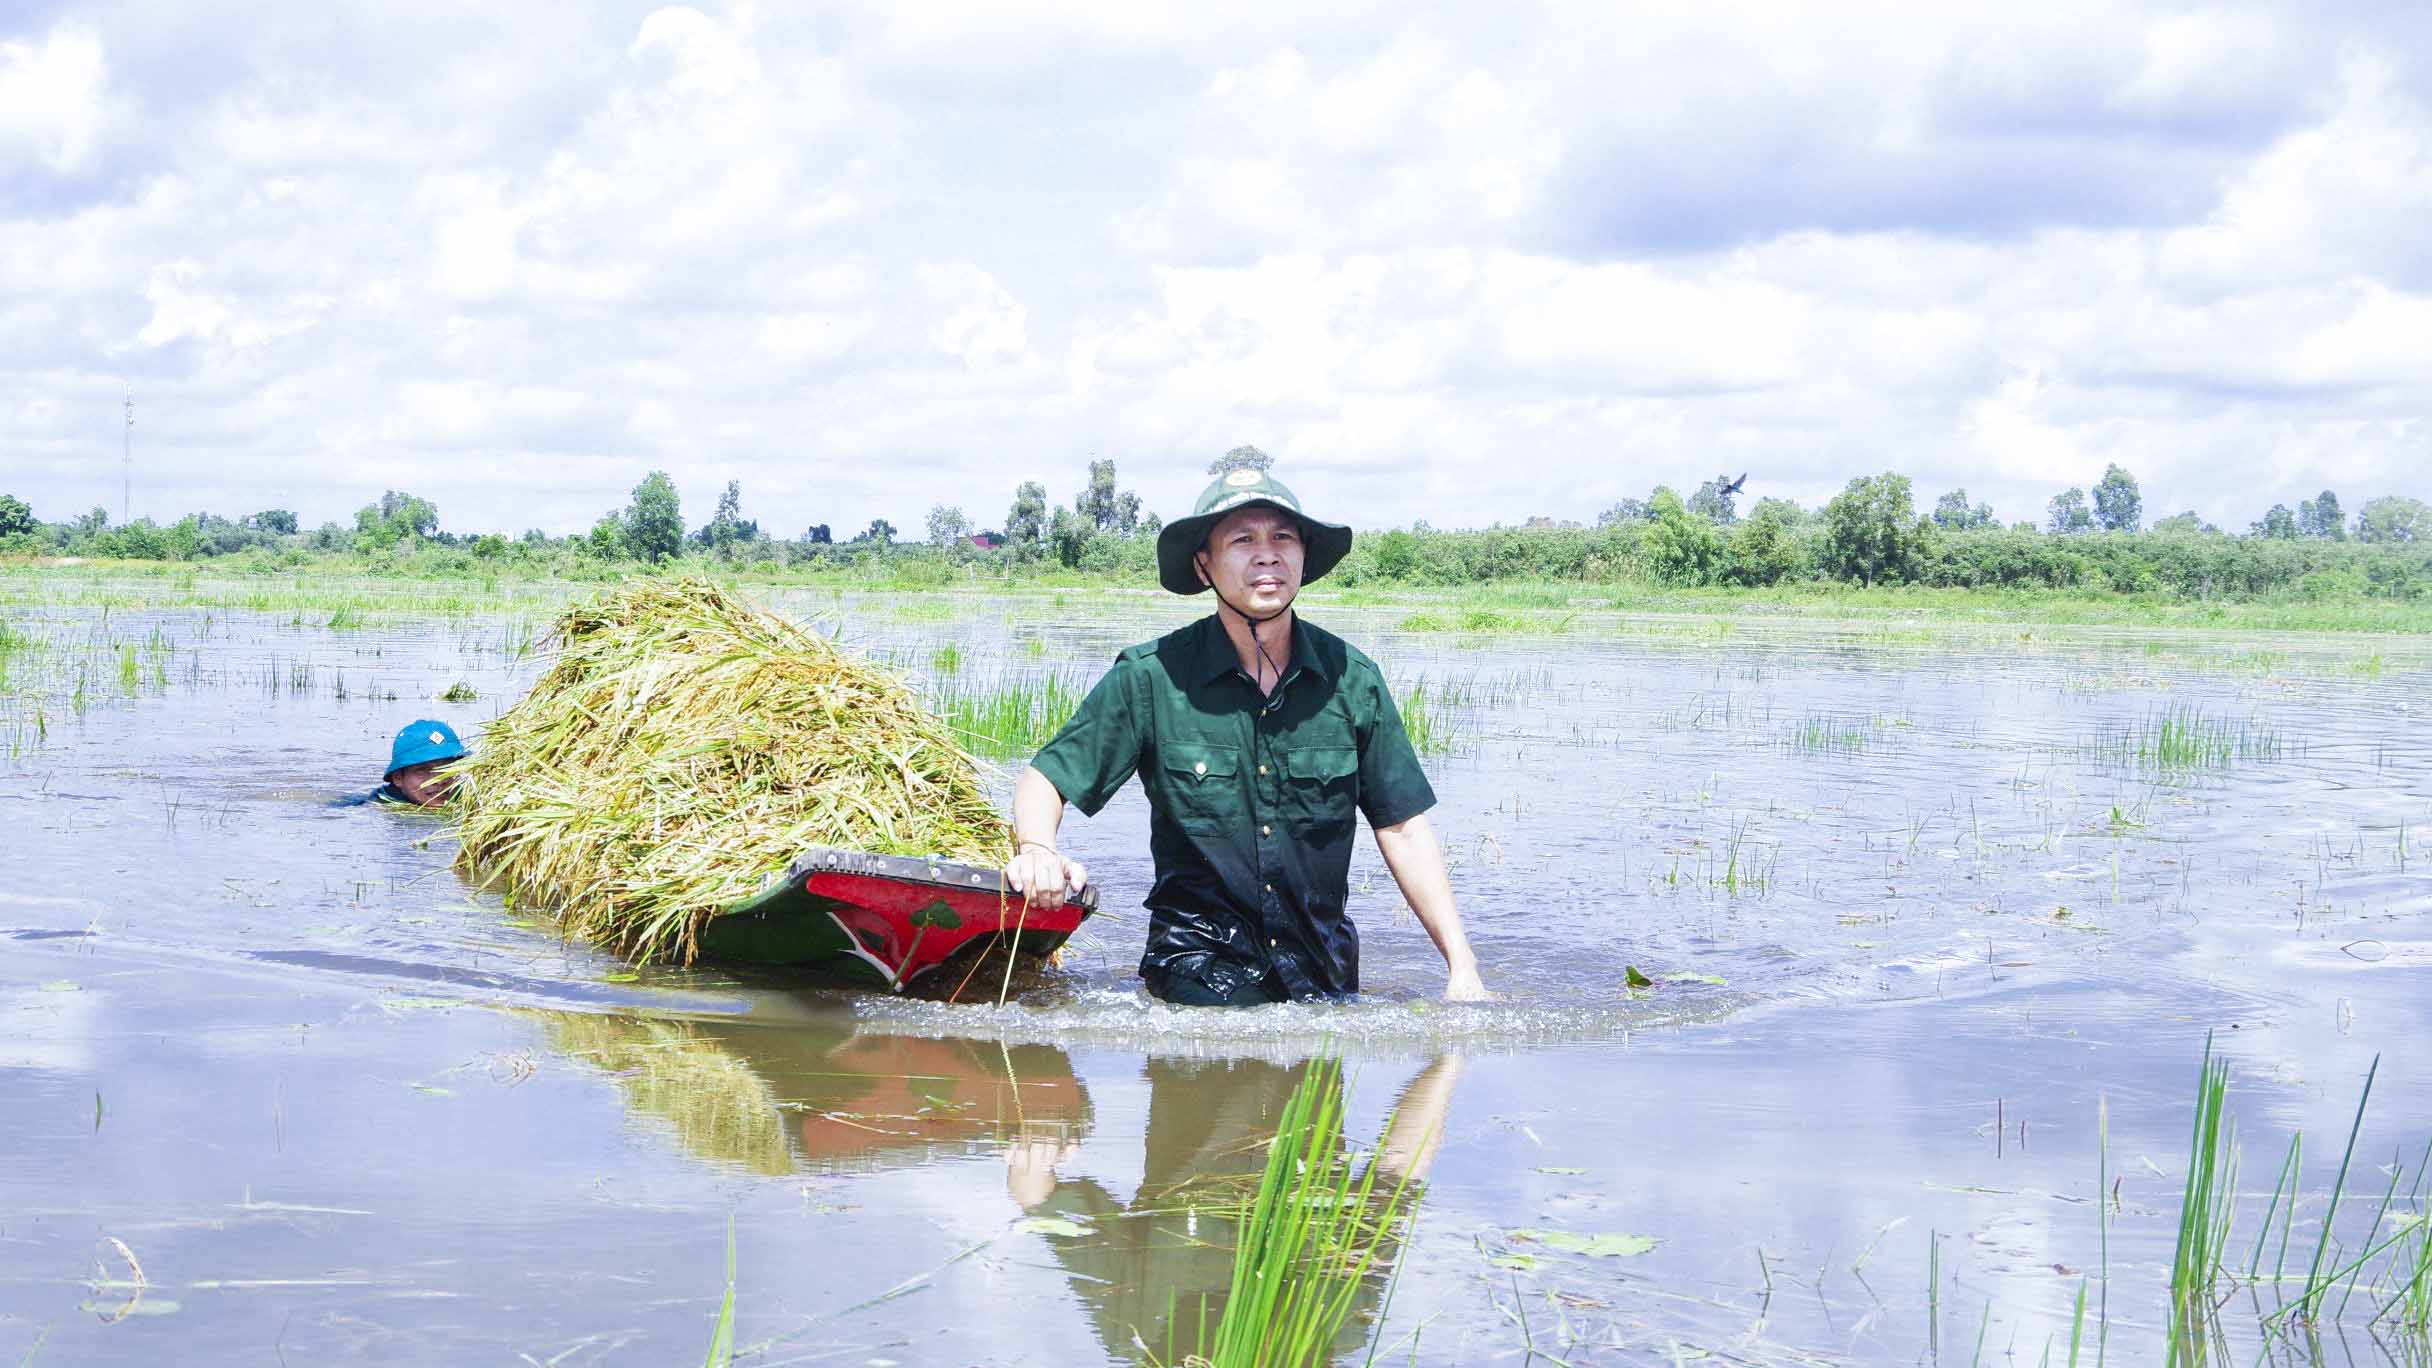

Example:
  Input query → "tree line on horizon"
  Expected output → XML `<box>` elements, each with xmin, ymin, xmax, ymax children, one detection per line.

<box><xmin>3</xmin><ymin>452</ymin><xmax>2427</xmax><ymax>600</ymax></box>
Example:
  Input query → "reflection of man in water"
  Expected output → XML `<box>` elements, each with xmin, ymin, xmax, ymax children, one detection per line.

<box><xmin>334</xmin><ymin>719</ymin><xmax>466</xmax><ymax>808</ymax></box>
<box><xmin>1004</xmin><ymin>468</ymin><xmax>1488</xmax><ymax>1005</ymax></box>
<box><xmin>1008</xmin><ymin>1054</ymin><xmax>1462</xmax><ymax>1364</ymax></box>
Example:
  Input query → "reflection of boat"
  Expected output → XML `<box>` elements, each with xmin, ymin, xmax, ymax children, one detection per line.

<box><xmin>698</xmin><ymin>847</ymin><xmax>1095</xmax><ymax>995</ymax></box>
<box><xmin>535</xmin><ymin>1011</ymin><xmax>1092</xmax><ymax>1176</ymax></box>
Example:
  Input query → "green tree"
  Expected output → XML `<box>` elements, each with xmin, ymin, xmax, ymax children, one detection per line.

<box><xmin>2250</xmin><ymin>504</ymin><xmax>2297</xmax><ymax>539</ymax></box>
<box><xmin>926</xmin><ymin>504</ymin><xmax>972</xmax><ymax>550</ymax></box>
<box><xmin>2354</xmin><ymin>495</ymin><xmax>2430</xmax><ymax>544</ymax></box>
<box><xmin>2151</xmin><ymin>510</ymin><xmax>2216</xmax><ymax>535</ymax></box>
<box><xmin>1643</xmin><ymin>488</ymin><xmax>1723</xmax><ymax>585</ymax></box>
<box><xmin>1077</xmin><ymin>459</ymin><xmax>1144</xmax><ymax>535</ymax></box>
<box><xmin>1932</xmin><ymin>489</ymin><xmax>1994</xmax><ymax>531</ymax></box>
<box><xmin>1687</xmin><ymin>478</ymin><xmax>1740</xmax><ymax>524</ymax></box>
<box><xmin>698</xmin><ymin>480</ymin><xmax>746</xmax><ymax>552</ymax></box>
<box><xmin>1722</xmin><ymin>499</ymin><xmax>1804</xmax><ymax>585</ymax></box>
<box><xmin>354</xmin><ymin>490</ymin><xmax>440</xmax><ymax>548</ymax></box>
<box><xmin>1747</xmin><ymin>496</ymin><xmax>1808</xmax><ymax>528</ymax></box>
<box><xmin>623</xmin><ymin>472</ymin><xmax>684</xmax><ymax>563</ymax></box>
<box><xmin>1370</xmin><ymin>528</ymin><xmax>1420</xmax><ymax>580</ymax></box>
<box><xmin>2091</xmin><ymin>464</ymin><xmax>2141</xmax><ymax>532</ymax></box>
<box><xmin>0</xmin><ymin>493</ymin><xmax>35</xmax><ymax>538</ymax></box>
<box><xmin>2296</xmin><ymin>490</ymin><xmax>2344</xmax><ymax>540</ymax></box>
<box><xmin>2046</xmin><ymin>487</ymin><xmax>2094</xmax><ymax>535</ymax></box>
<box><xmin>243</xmin><ymin>509</ymin><xmax>298</xmax><ymax>535</ymax></box>
<box><xmin>1048</xmin><ymin>505</ymin><xmax>1093</xmax><ymax>568</ymax></box>
<box><xmin>585</xmin><ymin>512</ymin><xmax>627</xmax><ymax>558</ymax></box>
<box><xmin>856</xmin><ymin>518</ymin><xmax>897</xmax><ymax>545</ymax></box>
<box><xmin>1005</xmin><ymin>481</ymin><xmax>1048</xmax><ymax>559</ymax></box>
<box><xmin>1595</xmin><ymin>498</ymin><xmax>1649</xmax><ymax>527</ymax></box>
<box><xmin>1821</xmin><ymin>473</ymin><xmax>1929</xmax><ymax>586</ymax></box>
<box><xmin>1207</xmin><ymin>445</ymin><xmax>1273</xmax><ymax>477</ymax></box>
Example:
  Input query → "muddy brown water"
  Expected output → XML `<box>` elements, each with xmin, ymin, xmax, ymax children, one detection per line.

<box><xmin>3</xmin><ymin>586</ymin><xmax>2430</xmax><ymax>1364</ymax></box>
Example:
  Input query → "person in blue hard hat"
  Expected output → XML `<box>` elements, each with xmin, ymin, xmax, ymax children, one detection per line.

<box><xmin>338</xmin><ymin>719</ymin><xmax>468</xmax><ymax>807</ymax></box>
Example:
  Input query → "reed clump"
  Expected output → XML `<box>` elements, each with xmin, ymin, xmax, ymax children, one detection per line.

<box><xmin>453</xmin><ymin>578</ymin><xmax>1008</xmax><ymax>964</ymax></box>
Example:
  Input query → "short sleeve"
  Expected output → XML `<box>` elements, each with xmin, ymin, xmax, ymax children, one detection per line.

<box><xmin>1355</xmin><ymin>671</ymin><xmax>1436</xmax><ymax>828</ymax></box>
<box><xmin>1028</xmin><ymin>657</ymin><xmax>1146</xmax><ymax>818</ymax></box>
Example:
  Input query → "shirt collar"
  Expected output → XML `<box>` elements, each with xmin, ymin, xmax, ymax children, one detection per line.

<box><xmin>1194</xmin><ymin>611</ymin><xmax>1332</xmax><ymax>687</ymax></box>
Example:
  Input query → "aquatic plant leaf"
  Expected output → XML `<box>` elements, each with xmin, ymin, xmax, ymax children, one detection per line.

<box><xmin>1623</xmin><ymin>966</ymin><xmax>1653</xmax><ymax>989</ymax></box>
<box><xmin>1020</xmin><ymin>1217</ymin><xmax>1090</xmax><ymax>1237</ymax></box>
<box><xmin>1513</xmin><ymin>1228</ymin><xmax>1660</xmax><ymax>1257</ymax></box>
<box><xmin>1661</xmin><ymin>972</ymin><xmax>1725</xmax><ymax>985</ymax></box>
<box><xmin>1489</xmin><ymin>1254</ymin><xmax>1540</xmax><ymax>1271</ymax></box>
<box><xmin>1533</xmin><ymin>1166</ymin><xmax>1587</xmax><ymax>1175</ymax></box>
<box><xmin>38</xmin><ymin>980</ymin><xmax>80</xmax><ymax>992</ymax></box>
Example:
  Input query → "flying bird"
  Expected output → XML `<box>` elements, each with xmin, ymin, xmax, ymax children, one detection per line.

<box><xmin>1719</xmin><ymin>473</ymin><xmax>1747</xmax><ymax>496</ymax></box>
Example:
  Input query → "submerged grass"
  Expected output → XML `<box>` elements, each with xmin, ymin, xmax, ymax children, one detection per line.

<box><xmin>928</xmin><ymin>670</ymin><xmax>1084</xmax><ymax>757</ymax></box>
<box><xmin>2084</xmin><ymin>704</ymin><xmax>2282</xmax><ymax>774</ymax></box>
<box><xmin>452</xmin><ymin>578</ymin><xmax>1008</xmax><ymax>964</ymax></box>
<box><xmin>1395</xmin><ymin>677</ymin><xmax>1460</xmax><ymax>757</ymax></box>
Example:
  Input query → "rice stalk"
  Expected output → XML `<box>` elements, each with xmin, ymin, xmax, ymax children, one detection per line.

<box><xmin>454</xmin><ymin>578</ymin><xmax>1008</xmax><ymax>964</ymax></box>
<box><xmin>2167</xmin><ymin>1032</ymin><xmax>2238</xmax><ymax>1363</ymax></box>
<box><xmin>1207</xmin><ymin>1054</ymin><xmax>1424</xmax><ymax>1368</ymax></box>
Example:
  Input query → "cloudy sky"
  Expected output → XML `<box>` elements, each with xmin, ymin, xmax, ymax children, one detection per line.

<box><xmin>3</xmin><ymin>1</ymin><xmax>2427</xmax><ymax>538</ymax></box>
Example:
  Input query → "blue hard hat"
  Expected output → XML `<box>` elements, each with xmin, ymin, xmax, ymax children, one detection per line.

<box><xmin>386</xmin><ymin>719</ymin><xmax>468</xmax><ymax>779</ymax></box>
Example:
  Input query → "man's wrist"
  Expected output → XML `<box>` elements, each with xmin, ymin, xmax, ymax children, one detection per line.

<box><xmin>1015</xmin><ymin>838</ymin><xmax>1059</xmax><ymax>857</ymax></box>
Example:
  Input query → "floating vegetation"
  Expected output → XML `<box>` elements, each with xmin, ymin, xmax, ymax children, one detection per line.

<box><xmin>453</xmin><ymin>578</ymin><xmax>1009</xmax><ymax>964</ymax></box>
<box><xmin>928</xmin><ymin>670</ymin><xmax>1084</xmax><ymax>757</ymax></box>
<box><xmin>2084</xmin><ymin>705</ymin><xmax>2283</xmax><ymax>773</ymax></box>
<box><xmin>438</xmin><ymin>680</ymin><xmax>480</xmax><ymax>703</ymax></box>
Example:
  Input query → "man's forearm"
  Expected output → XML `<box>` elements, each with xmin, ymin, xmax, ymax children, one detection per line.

<box><xmin>1373</xmin><ymin>812</ymin><xmax>1478</xmax><ymax>973</ymax></box>
<box><xmin>1012</xmin><ymin>767</ymin><xmax>1067</xmax><ymax>849</ymax></box>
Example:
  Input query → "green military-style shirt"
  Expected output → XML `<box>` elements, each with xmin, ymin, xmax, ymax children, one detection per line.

<box><xmin>1029</xmin><ymin>613</ymin><xmax>1435</xmax><ymax>999</ymax></box>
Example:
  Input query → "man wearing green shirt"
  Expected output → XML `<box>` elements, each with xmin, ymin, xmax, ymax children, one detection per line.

<box><xmin>1005</xmin><ymin>469</ymin><xmax>1489</xmax><ymax>1005</ymax></box>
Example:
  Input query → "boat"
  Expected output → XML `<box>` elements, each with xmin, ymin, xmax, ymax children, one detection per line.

<box><xmin>698</xmin><ymin>845</ymin><xmax>1097</xmax><ymax>992</ymax></box>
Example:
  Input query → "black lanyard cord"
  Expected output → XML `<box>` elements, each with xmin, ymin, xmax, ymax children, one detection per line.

<box><xmin>1211</xmin><ymin>584</ymin><xmax>1291</xmax><ymax>708</ymax></box>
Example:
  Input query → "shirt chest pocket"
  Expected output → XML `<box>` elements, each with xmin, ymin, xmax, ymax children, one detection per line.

<box><xmin>1159</xmin><ymin>744</ymin><xmax>1244</xmax><ymax>834</ymax></box>
<box><xmin>1281</xmin><ymin>745</ymin><xmax>1358</xmax><ymax>838</ymax></box>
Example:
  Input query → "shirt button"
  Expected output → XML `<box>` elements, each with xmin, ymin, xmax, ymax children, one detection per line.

<box><xmin>1261</xmin><ymin>824</ymin><xmax>1271</xmax><ymax>837</ymax></box>
<box><xmin>1263</xmin><ymin>882</ymin><xmax>1272</xmax><ymax>892</ymax></box>
<box><xmin>1258</xmin><ymin>764</ymin><xmax>1268</xmax><ymax>775</ymax></box>
<box><xmin>1270</xmin><ymin>939</ymin><xmax>1278</xmax><ymax>948</ymax></box>
<box><xmin>1194</xmin><ymin>761</ymin><xmax>1207</xmax><ymax>775</ymax></box>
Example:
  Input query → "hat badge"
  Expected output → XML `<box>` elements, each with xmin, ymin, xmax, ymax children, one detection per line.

<box><xmin>1224</xmin><ymin>469</ymin><xmax>1261</xmax><ymax>488</ymax></box>
<box><xmin>429</xmin><ymin>731</ymin><xmax>446</xmax><ymax>745</ymax></box>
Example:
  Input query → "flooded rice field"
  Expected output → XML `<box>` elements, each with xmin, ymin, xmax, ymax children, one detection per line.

<box><xmin>5</xmin><ymin>575</ymin><xmax>2431</xmax><ymax>1364</ymax></box>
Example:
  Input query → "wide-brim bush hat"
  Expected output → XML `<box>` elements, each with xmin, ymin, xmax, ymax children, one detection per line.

<box><xmin>387</xmin><ymin>719</ymin><xmax>468</xmax><ymax>779</ymax></box>
<box><xmin>1155</xmin><ymin>470</ymin><xmax>1355</xmax><ymax>595</ymax></box>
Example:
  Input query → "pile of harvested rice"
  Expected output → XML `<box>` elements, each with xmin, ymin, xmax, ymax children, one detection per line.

<box><xmin>453</xmin><ymin>578</ymin><xmax>1009</xmax><ymax>964</ymax></box>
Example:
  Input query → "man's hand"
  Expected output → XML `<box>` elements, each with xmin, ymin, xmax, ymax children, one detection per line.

<box><xmin>1005</xmin><ymin>844</ymin><xmax>1087</xmax><ymax>910</ymax></box>
<box><xmin>1444</xmin><ymin>956</ymin><xmax>1491</xmax><ymax>1002</ymax></box>
<box><xmin>1004</xmin><ymin>1132</ymin><xmax>1078</xmax><ymax>1209</ymax></box>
